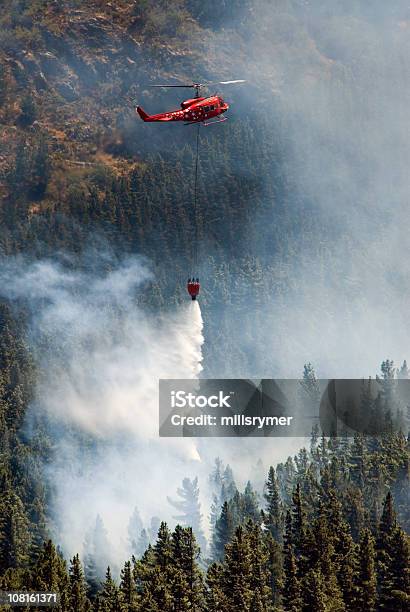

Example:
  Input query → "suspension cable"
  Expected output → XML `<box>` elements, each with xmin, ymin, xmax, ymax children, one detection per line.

<box><xmin>193</xmin><ymin>122</ymin><xmax>200</xmax><ymax>271</ymax></box>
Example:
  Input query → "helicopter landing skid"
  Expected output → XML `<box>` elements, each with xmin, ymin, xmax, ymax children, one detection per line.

<box><xmin>184</xmin><ymin>117</ymin><xmax>228</xmax><ymax>127</ymax></box>
<box><xmin>203</xmin><ymin>117</ymin><xmax>228</xmax><ymax>127</ymax></box>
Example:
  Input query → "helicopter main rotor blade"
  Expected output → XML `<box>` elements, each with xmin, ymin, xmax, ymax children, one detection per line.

<box><xmin>217</xmin><ymin>79</ymin><xmax>246</xmax><ymax>84</ymax></box>
<box><xmin>149</xmin><ymin>80</ymin><xmax>246</xmax><ymax>88</ymax></box>
<box><xmin>150</xmin><ymin>84</ymin><xmax>198</xmax><ymax>88</ymax></box>
<box><xmin>199</xmin><ymin>79</ymin><xmax>246</xmax><ymax>86</ymax></box>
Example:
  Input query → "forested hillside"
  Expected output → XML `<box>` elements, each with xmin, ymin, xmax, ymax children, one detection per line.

<box><xmin>0</xmin><ymin>1</ymin><xmax>409</xmax><ymax>610</ymax></box>
<box><xmin>1</xmin><ymin>344</ymin><xmax>409</xmax><ymax>611</ymax></box>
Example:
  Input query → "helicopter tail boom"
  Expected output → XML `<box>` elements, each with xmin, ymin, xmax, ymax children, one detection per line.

<box><xmin>136</xmin><ymin>106</ymin><xmax>151</xmax><ymax>121</ymax></box>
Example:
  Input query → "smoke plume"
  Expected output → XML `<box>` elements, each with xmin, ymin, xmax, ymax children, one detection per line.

<box><xmin>200</xmin><ymin>1</ymin><xmax>410</xmax><ymax>378</ymax></box>
<box><xmin>0</xmin><ymin>256</ymin><xmax>208</xmax><ymax>559</ymax></box>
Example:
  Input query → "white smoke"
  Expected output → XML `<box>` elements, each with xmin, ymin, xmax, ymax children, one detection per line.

<box><xmin>0</xmin><ymin>257</ymin><xmax>208</xmax><ymax>557</ymax></box>
<box><xmin>2</xmin><ymin>258</ymin><xmax>203</xmax><ymax>438</ymax></box>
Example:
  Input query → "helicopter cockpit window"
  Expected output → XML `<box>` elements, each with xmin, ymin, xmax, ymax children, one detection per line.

<box><xmin>204</xmin><ymin>106</ymin><xmax>210</xmax><ymax>112</ymax></box>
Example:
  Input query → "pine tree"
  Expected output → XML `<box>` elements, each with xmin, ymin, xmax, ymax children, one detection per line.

<box><xmin>388</xmin><ymin>526</ymin><xmax>410</xmax><ymax>610</ymax></box>
<box><xmin>167</xmin><ymin>477</ymin><xmax>206</xmax><ymax>553</ymax></box>
<box><xmin>377</xmin><ymin>359</ymin><xmax>397</xmax><ymax>422</ymax></box>
<box><xmin>171</xmin><ymin>525</ymin><xmax>204</xmax><ymax>609</ymax></box>
<box><xmin>247</xmin><ymin>522</ymin><xmax>272</xmax><ymax>610</ymax></box>
<box><xmin>242</xmin><ymin>481</ymin><xmax>261</xmax><ymax>524</ymax></box>
<box><xmin>128</xmin><ymin>507</ymin><xmax>144</xmax><ymax>556</ymax></box>
<box><xmin>375</xmin><ymin>491</ymin><xmax>410</xmax><ymax>610</ymax></box>
<box><xmin>301</xmin><ymin>568</ymin><xmax>327</xmax><ymax>612</ymax></box>
<box><xmin>222</xmin><ymin>525</ymin><xmax>253</xmax><ymax>611</ymax></box>
<box><xmin>305</xmin><ymin>500</ymin><xmax>346</xmax><ymax>611</ymax></box>
<box><xmin>68</xmin><ymin>554</ymin><xmax>90</xmax><ymax>612</ymax></box>
<box><xmin>83</xmin><ymin>515</ymin><xmax>111</xmax><ymax>596</ymax></box>
<box><xmin>310</xmin><ymin>424</ymin><xmax>319</xmax><ymax>455</ymax></box>
<box><xmin>300</xmin><ymin>363</ymin><xmax>320</xmax><ymax>407</ymax></box>
<box><xmin>210</xmin><ymin>493</ymin><xmax>222</xmax><ymax>533</ymax></box>
<box><xmin>356</xmin><ymin>529</ymin><xmax>376</xmax><ymax>612</ymax></box>
<box><xmin>264</xmin><ymin>531</ymin><xmax>283</xmax><ymax>609</ymax></box>
<box><xmin>32</xmin><ymin>540</ymin><xmax>69</xmax><ymax>607</ymax></box>
<box><xmin>209</xmin><ymin>457</ymin><xmax>224</xmax><ymax>495</ymax></box>
<box><xmin>223</xmin><ymin>465</ymin><xmax>237</xmax><ymax>500</ymax></box>
<box><xmin>209</xmin><ymin>458</ymin><xmax>230</xmax><ymax>531</ymax></box>
<box><xmin>132</xmin><ymin>528</ymin><xmax>149</xmax><ymax>559</ymax></box>
<box><xmin>349</xmin><ymin>434</ymin><xmax>367</xmax><ymax>488</ymax></box>
<box><xmin>149</xmin><ymin>517</ymin><xmax>161</xmax><ymax>544</ymax></box>
<box><xmin>119</xmin><ymin>560</ymin><xmax>137</xmax><ymax>611</ymax></box>
<box><xmin>343</xmin><ymin>486</ymin><xmax>365</xmax><ymax>541</ymax></box>
<box><xmin>326</xmin><ymin>492</ymin><xmax>357</xmax><ymax>608</ymax></box>
<box><xmin>291</xmin><ymin>484</ymin><xmax>306</xmax><ymax>564</ymax></box>
<box><xmin>377</xmin><ymin>491</ymin><xmax>397</xmax><ymax>609</ymax></box>
<box><xmin>154</xmin><ymin>522</ymin><xmax>173</xmax><ymax>572</ymax></box>
<box><xmin>276</xmin><ymin>457</ymin><xmax>296</xmax><ymax>505</ymax></box>
<box><xmin>135</xmin><ymin>524</ymin><xmax>175</xmax><ymax>610</ymax></box>
<box><xmin>98</xmin><ymin>567</ymin><xmax>121</xmax><ymax>612</ymax></box>
<box><xmin>212</xmin><ymin>501</ymin><xmax>234</xmax><ymax>560</ymax></box>
<box><xmin>206</xmin><ymin>562</ymin><xmax>227</xmax><ymax>612</ymax></box>
<box><xmin>398</xmin><ymin>360</ymin><xmax>409</xmax><ymax>379</ymax></box>
<box><xmin>282</xmin><ymin>511</ymin><xmax>302</xmax><ymax>612</ymax></box>
<box><xmin>377</xmin><ymin>491</ymin><xmax>396</xmax><ymax>544</ymax></box>
<box><xmin>140</xmin><ymin>564</ymin><xmax>172</xmax><ymax>611</ymax></box>
<box><xmin>317</xmin><ymin>433</ymin><xmax>329</xmax><ymax>471</ymax></box>
<box><xmin>263</xmin><ymin>466</ymin><xmax>282</xmax><ymax>541</ymax></box>
<box><xmin>133</xmin><ymin>544</ymin><xmax>155</xmax><ymax>596</ymax></box>
<box><xmin>171</xmin><ymin>566</ymin><xmax>191</xmax><ymax>612</ymax></box>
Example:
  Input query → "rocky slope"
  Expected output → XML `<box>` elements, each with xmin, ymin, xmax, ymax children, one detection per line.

<box><xmin>2</xmin><ymin>0</ymin><xmax>400</xmax><ymax>214</ymax></box>
<box><xmin>0</xmin><ymin>1</ymin><xmax>231</xmax><ymax>204</ymax></box>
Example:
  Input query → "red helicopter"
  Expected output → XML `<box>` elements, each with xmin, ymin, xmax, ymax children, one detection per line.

<box><xmin>136</xmin><ymin>80</ymin><xmax>245</xmax><ymax>126</ymax></box>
